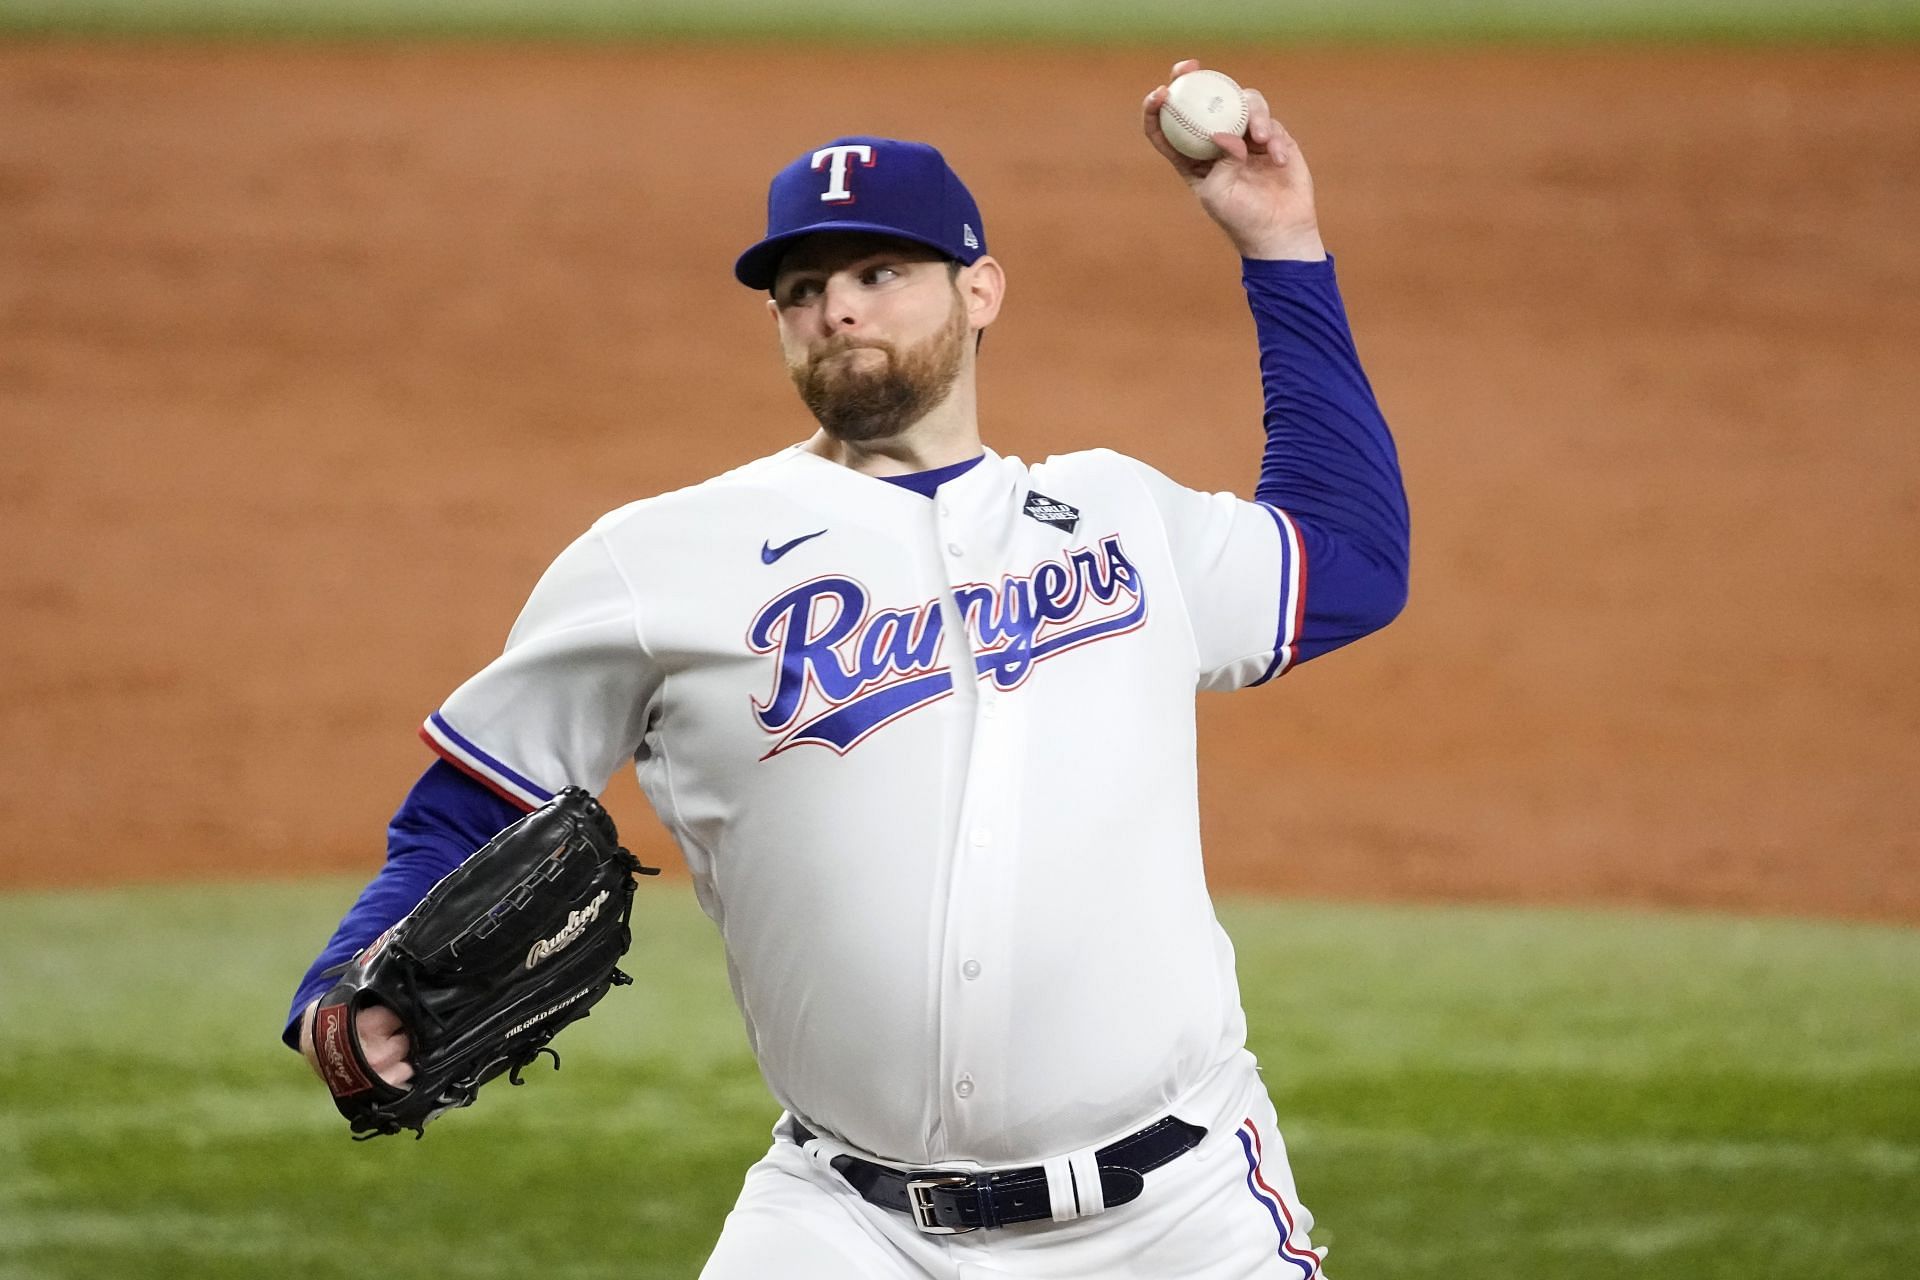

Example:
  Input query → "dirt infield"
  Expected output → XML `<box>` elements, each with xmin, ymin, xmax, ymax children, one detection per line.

<box><xmin>3</xmin><ymin>44</ymin><xmax>1915</xmax><ymax>921</ymax></box>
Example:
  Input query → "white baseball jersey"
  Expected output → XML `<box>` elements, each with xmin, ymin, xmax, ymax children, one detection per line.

<box><xmin>426</xmin><ymin>443</ymin><xmax>1305</xmax><ymax>1167</ymax></box>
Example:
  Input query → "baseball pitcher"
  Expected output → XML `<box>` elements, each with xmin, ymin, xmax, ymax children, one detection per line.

<box><xmin>288</xmin><ymin>60</ymin><xmax>1410</xmax><ymax>1277</ymax></box>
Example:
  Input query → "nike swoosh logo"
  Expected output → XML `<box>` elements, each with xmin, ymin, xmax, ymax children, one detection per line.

<box><xmin>761</xmin><ymin>529</ymin><xmax>828</xmax><ymax>565</ymax></box>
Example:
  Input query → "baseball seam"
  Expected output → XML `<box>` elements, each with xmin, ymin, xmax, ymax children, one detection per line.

<box><xmin>1162</xmin><ymin>93</ymin><xmax>1249</xmax><ymax>151</ymax></box>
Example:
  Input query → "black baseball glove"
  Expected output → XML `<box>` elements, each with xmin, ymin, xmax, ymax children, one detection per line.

<box><xmin>312</xmin><ymin>786</ymin><xmax>657</xmax><ymax>1139</ymax></box>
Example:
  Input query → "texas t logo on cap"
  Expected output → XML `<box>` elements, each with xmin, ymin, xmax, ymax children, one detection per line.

<box><xmin>735</xmin><ymin>135</ymin><xmax>988</xmax><ymax>290</ymax></box>
<box><xmin>811</xmin><ymin>144</ymin><xmax>875</xmax><ymax>204</ymax></box>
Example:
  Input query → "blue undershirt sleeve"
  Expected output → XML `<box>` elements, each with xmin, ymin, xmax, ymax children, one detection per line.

<box><xmin>280</xmin><ymin>758</ymin><xmax>525</xmax><ymax>1050</ymax></box>
<box><xmin>1243</xmin><ymin>255</ymin><xmax>1411</xmax><ymax>665</ymax></box>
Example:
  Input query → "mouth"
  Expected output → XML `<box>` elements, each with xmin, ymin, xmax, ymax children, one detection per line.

<box><xmin>817</xmin><ymin>345</ymin><xmax>888</xmax><ymax>368</ymax></box>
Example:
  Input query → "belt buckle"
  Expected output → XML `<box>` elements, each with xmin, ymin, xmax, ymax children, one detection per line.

<box><xmin>906</xmin><ymin>1173</ymin><xmax>977</xmax><ymax>1235</ymax></box>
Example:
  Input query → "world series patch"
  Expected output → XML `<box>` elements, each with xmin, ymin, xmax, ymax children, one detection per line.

<box><xmin>1022</xmin><ymin>491</ymin><xmax>1080</xmax><ymax>533</ymax></box>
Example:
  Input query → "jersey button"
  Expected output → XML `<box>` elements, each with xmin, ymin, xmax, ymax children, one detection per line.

<box><xmin>954</xmin><ymin>1074</ymin><xmax>975</xmax><ymax>1099</ymax></box>
<box><xmin>962</xmin><ymin>959</ymin><xmax>982</xmax><ymax>980</ymax></box>
<box><xmin>946</xmin><ymin>541</ymin><xmax>965</xmax><ymax>557</ymax></box>
<box><xmin>969</xmin><ymin>828</ymin><xmax>991</xmax><ymax>847</ymax></box>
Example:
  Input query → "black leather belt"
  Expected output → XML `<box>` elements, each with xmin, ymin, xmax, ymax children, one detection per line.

<box><xmin>788</xmin><ymin>1115</ymin><xmax>1206</xmax><ymax>1234</ymax></box>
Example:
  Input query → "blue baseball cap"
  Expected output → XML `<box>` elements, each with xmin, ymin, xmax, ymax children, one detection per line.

<box><xmin>734</xmin><ymin>136</ymin><xmax>987</xmax><ymax>291</ymax></box>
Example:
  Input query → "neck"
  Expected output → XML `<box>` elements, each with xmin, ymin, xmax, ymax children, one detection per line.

<box><xmin>802</xmin><ymin>372</ymin><xmax>983</xmax><ymax>477</ymax></box>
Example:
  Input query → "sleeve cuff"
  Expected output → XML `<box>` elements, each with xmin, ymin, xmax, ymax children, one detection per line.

<box><xmin>1251</xmin><ymin>503</ymin><xmax>1308</xmax><ymax>685</ymax></box>
<box><xmin>418</xmin><ymin>712</ymin><xmax>551</xmax><ymax>811</ymax></box>
<box><xmin>1241</xmin><ymin>253</ymin><xmax>1336</xmax><ymax>283</ymax></box>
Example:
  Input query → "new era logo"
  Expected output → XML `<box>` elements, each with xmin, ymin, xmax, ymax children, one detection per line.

<box><xmin>962</xmin><ymin>223</ymin><xmax>980</xmax><ymax>250</ymax></box>
<box><xmin>1022</xmin><ymin>491</ymin><xmax>1079</xmax><ymax>533</ymax></box>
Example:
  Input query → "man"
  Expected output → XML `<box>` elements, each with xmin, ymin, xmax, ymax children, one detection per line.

<box><xmin>288</xmin><ymin>59</ymin><xmax>1409</xmax><ymax>1278</ymax></box>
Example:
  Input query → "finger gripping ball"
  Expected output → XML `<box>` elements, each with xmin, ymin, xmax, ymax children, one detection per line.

<box><xmin>1159</xmin><ymin>69</ymin><xmax>1250</xmax><ymax>161</ymax></box>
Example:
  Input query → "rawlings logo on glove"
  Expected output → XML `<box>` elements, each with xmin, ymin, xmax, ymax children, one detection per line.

<box><xmin>527</xmin><ymin>889</ymin><xmax>612</xmax><ymax>969</ymax></box>
<box><xmin>313</xmin><ymin>787</ymin><xmax>658</xmax><ymax>1139</ymax></box>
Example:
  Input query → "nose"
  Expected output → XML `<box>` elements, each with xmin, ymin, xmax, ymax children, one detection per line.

<box><xmin>821</xmin><ymin>275</ymin><xmax>863</xmax><ymax>332</ymax></box>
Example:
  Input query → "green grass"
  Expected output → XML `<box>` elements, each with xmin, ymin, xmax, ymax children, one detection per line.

<box><xmin>1</xmin><ymin>0</ymin><xmax>1917</xmax><ymax>42</ymax></box>
<box><xmin>0</xmin><ymin>880</ymin><xmax>1915</xmax><ymax>1278</ymax></box>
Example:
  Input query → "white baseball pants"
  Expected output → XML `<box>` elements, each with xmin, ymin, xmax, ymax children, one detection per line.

<box><xmin>700</xmin><ymin>1052</ymin><xmax>1328</xmax><ymax>1280</ymax></box>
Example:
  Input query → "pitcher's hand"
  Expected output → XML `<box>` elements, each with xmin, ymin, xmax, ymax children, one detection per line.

<box><xmin>298</xmin><ymin>998</ymin><xmax>414</xmax><ymax>1087</ymax></box>
<box><xmin>1143</xmin><ymin>58</ymin><xmax>1326</xmax><ymax>262</ymax></box>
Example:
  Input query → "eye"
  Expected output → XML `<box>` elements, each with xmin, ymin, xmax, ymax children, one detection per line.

<box><xmin>861</xmin><ymin>264</ymin><xmax>900</xmax><ymax>286</ymax></box>
<box><xmin>780</xmin><ymin>278</ymin><xmax>823</xmax><ymax>307</ymax></box>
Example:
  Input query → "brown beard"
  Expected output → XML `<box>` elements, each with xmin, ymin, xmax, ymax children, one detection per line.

<box><xmin>788</xmin><ymin>295</ymin><xmax>968</xmax><ymax>443</ymax></box>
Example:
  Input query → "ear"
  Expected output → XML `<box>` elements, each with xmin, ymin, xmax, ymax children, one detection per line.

<box><xmin>959</xmin><ymin>256</ymin><xmax>1006</xmax><ymax>332</ymax></box>
<box><xmin>766</xmin><ymin>296</ymin><xmax>780</xmax><ymax>323</ymax></box>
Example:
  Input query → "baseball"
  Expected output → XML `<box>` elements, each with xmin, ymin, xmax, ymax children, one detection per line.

<box><xmin>1158</xmin><ymin>69</ymin><xmax>1250</xmax><ymax>161</ymax></box>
